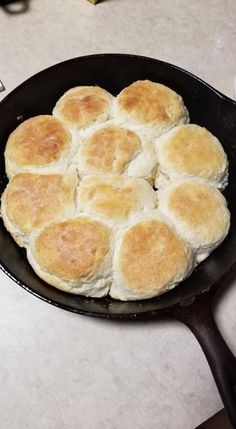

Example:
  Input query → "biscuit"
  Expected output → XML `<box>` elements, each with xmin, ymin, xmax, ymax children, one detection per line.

<box><xmin>27</xmin><ymin>217</ymin><xmax>112</xmax><ymax>297</ymax></box>
<box><xmin>77</xmin><ymin>175</ymin><xmax>157</xmax><ymax>225</ymax></box>
<box><xmin>155</xmin><ymin>124</ymin><xmax>228</xmax><ymax>189</ymax></box>
<box><xmin>114</xmin><ymin>80</ymin><xmax>189</xmax><ymax>140</ymax></box>
<box><xmin>4</xmin><ymin>115</ymin><xmax>72</xmax><ymax>178</ymax></box>
<box><xmin>158</xmin><ymin>180</ymin><xmax>230</xmax><ymax>262</ymax></box>
<box><xmin>53</xmin><ymin>86</ymin><xmax>114</xmax><ymax>130</ymax></box>
<box><xmin>77</xmin><ymin>124</ymin><xmax>157</xmax><ymax>183</ymax></box>
<box><xmin>1</xmin><ymin>173</ymin><xmax>77</xmax><ymax>246</ymax></box>
<box><xmin>110</xmin><ymin>214</ymin><xmax>193</xmax><ymax>300</ymax></box>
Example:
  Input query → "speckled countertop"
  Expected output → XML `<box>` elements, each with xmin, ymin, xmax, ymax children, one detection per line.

<box><xmin>0</xmin><ymin>1</ymin><xmax>236</xmax><ymax>428</ymax></box>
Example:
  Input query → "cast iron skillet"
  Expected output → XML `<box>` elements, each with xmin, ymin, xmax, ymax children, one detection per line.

<box><xmin>0</xmin><ymin>54</ymin><xmax>236</xmax><ymax>426</ymax></box>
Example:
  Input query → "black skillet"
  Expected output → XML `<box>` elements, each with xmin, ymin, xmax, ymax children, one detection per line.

<box><xmin>0</xmin><ymin>54</ymin><xmax>236</xmax><ymax>427</ymax></box>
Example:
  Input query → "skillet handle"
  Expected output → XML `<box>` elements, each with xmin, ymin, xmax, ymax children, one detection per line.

<box><xmin>172</xmin><ymin>292</ymin><xmax>236</xmax><ymax>428</ymax></box>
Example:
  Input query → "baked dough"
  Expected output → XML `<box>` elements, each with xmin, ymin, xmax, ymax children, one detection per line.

<box><xmin>1</xmin><ymin>81</ymin><xmax>230</xmax><ymax>301</ymax></box>
<box><xmin>1</xmin><ymin>173</ymin><xmax>77</xmax><ymax>246</ymax></box>
<box><xmin>158</xmin><ymin>180</ymin><xmax>230</xmax><ymax>261</ymax></box>
<box><xmin>77</xmin><ymin>175</ymin><xmax>157</xmax><ymax>225</ymax></box>
<box><xmin>27</xmin><ymin>217</ymin><xmax>112</xmax><ymax>297</ymax></box>
<box><xmin>53</xmin><ymin>86</ymin><xmax>114</xmax><ymax>130</ymax></box>
<box><xmin>114</xmin><ymin>80</ymin><xmax>189</xmax><ymax>139</ymax></box>
<box><xmin>5</xmin><ymin>115</ymin><xmax>72</xmax><ymax>178</ymax></box>
<box><xmin>77</xmin><ymin>124</ymin><xmax>157</xmax><ymax>183</ymax></box>
<box><xmin>155</xmin><ymin>124</ymin><xmax>228</xmax><ymax>189</ymax></box>
<box><xmin>111</xmin><ymin>214</ymin><xmax>193</xmax><ymax>300</ymax></box>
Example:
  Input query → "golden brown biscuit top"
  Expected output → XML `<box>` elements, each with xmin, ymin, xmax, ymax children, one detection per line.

<box><xmin>4</xmin><ymin>173</ymin><xmax>76</xmax><ymax>234</ymax></box>
<box><xmin>117</xmin><ymin>80</ymin><xmax>183</xmax><ymax>124</ymax></box>
<box><xmin>160</xmin><ymin>125</ymin><xmax>225</xmax><ymax>178</ymax></box>
<box><xmin>54</xmin><ymin>86</ymin><xmax>111</xmax><ymax>128</ymax></box>
<box><xmin>78</xmin><ymin>176</ymin><xmax>146</xmax><ymax>220</ymax></box>
<box><xmin>5</xmin><ymin>115</ymin><xmax>70</xmax><ymax>169</ymax></box>
<box><xmin>165</xmin><ymin>182</ymin><xmax>227</xmax><ymax>240</ymax></box>
<box><xmin>118</xmin><ymin>220</ymin><xmax>188</xmax><ymax>293</ymax></box>
<box><xmin>80</xmin><ymin>126</ymin><xmax>140</xmax><ymax>174</ymax></box>
<box><xmin>33</xmin><ymin>218</ymin><xmax>110</xmax><ymax>281</ymax></box>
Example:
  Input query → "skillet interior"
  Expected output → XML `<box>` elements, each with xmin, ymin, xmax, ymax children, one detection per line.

<box><xmin>1</xmin><ymin>53</ymin><xmax>236</xmax><ymax>319</ymax></box>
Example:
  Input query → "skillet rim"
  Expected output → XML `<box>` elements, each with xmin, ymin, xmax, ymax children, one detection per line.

<box><xmin>0</xmin><ymin>53</ymin><xmax>236</xmax><ymax>106</ymax></box>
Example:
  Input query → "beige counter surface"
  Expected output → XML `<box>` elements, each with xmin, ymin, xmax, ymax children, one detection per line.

<box><xmin>0</xmin><ymin>1</ymin><xmax>236</xmax><ymax>428</ymax></box>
